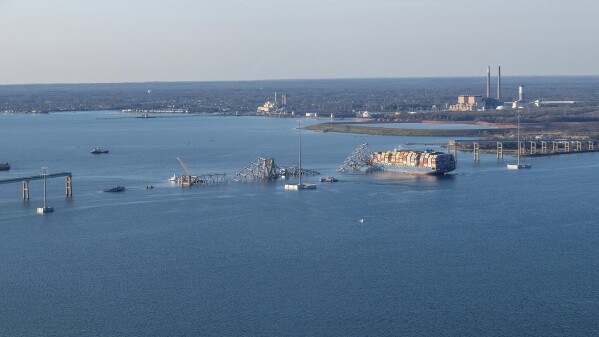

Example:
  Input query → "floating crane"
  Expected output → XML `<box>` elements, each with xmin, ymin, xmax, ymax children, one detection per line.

<box><xmin>175</xmin><ymin>157</ymin><xmax>227</xmax><ymax>186</ymax></box>
<box><xmin>177</xmin><ymin>157</ymin><xmax>193</xmax><ymax>176</ymax></box>
<box><xmin>177</xmin><ymin>156</ymin><xmax>196</xmax><ymax>186</ymax></box>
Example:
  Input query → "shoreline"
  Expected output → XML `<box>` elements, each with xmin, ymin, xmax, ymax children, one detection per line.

<box><xmin>305</xmin><ymin>120</ymin><xmax>597</xmax><ymax>140</ymax></box>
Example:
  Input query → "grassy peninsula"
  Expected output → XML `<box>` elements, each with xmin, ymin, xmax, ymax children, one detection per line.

<box><xmin>305</xmin><ymin>122</ymin><xmax>506</xmax><ymax>138</ymax></box>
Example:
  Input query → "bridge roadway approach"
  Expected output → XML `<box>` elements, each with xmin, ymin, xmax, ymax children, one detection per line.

<box><xmin>448</xmin><ymin>139</ymin><xmax>598</xmax><ymax>162</ymax></box>
<box><xmin>0</xmin><ymin>172</ymin><xmax>72</xmax><ymax>200</ymax></box>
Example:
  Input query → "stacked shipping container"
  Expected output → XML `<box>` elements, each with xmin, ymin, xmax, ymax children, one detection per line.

<box><xmin>372</xmin><ymin>149</ymin><xmax>456</xmax><ymax>174</ymax></box>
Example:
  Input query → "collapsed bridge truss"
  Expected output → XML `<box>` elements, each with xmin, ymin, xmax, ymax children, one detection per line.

<box><xmin>337</xmin><ymin>143</ymin><xmax>374</xmax><ymax>172</ymax></box>
<box><xmin>234</xmin><ymin>157</ymin><xmax>319</xmax><ymax>182</ymax></box>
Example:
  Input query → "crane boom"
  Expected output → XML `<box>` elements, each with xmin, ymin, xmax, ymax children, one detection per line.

<box><xmin>177</xmin><ymin>157</ymin><xmax>193</xmax><ymax>176</ymax></box>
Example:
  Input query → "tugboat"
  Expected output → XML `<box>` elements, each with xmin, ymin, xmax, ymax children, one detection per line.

<box><xmin>0</xmin><ymin>163</ymin><xmax>10</xmax><ymax>171</ymax></box>
<box><xmin>103</xmin><ymin>185</ymin><xmax>125</xmax><ymax>192</ymax></box>
<box><xmin>319</xmin><ymin>176</ymin><xmax>338</xmax><ymax>183</ymax></box>
<box><xmin>90</xmin><ymin>147</ymin><xmax>109</xmax><ymax>154</ymax></box>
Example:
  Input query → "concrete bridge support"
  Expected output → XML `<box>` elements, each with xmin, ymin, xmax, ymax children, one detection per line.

<box><xmin>589</xmin><ymin>141</ymin><xmax>594</xmax><ymax>151</ymax></box>
<box><xmin>496</xmin><ymin>142</ymin><xmax>503</xmax><ymax>159</ymax></box>
<box><xmin>22</xmin><ymin>181</ymin><xmax>29</xmax><ymax>200</ymax></box>
<box><xmin>552</xmin><ymin>141</ymin><xmax>558</xmax><ymax>152</ymax></box>
<box><xmin>447</xmin><ymin>141</ymin><xmax>458</xmax><ymax>164</ymax></box>
<box><xmin>519</xmin><ymin>142</ymin><xmax>526</xmax><ymax>155</ymax></box>
<box><xmin>564</xmin><ymin>142</ymin><xmax>570</xmax><ymax>152</ymax></box>
<box><xmin>575</xmin><ymin>141</ymin><xmax>582</xmax><ymax>151</ymax></box>
<box><xmin>530</xmin><ymin>141</ymin><xmax>537</xmax><ymax>154</ymax></box>
<box><xmin>66</xmin><ymin>176</ymin><xmax>73</xmax><ymax>197</ymax></box>
<box><xmin>473</xmin><ymin>142</ymin><xmax>480</xmax><ymax>161</ymax></box>
<box><xmin>541</xmin><ymin>141</ymin><xmax>547</xmax><ymax>153</ymax></box>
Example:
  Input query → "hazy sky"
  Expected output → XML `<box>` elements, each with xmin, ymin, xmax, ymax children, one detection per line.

<box><xmin>1</xmin><ymin>0</ymin><xmax>598</xmax><ymax>84</ymax></box>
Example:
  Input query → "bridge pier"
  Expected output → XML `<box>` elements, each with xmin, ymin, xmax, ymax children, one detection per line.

<box><xmin>519</xmin><ymin>142</ymin><xmax>525</xmax><ymax>155</ymax></box>
<box><xmin>447</xmin><ymin>140</ymin><xmax>458</xmax><ymax>165</ymax></box>
<box><xmin>552</xmin><ymin>141</ymin><xmax>558</xmax><ymax>152</ymax></box>
<box><xmin>66</xmin><ymin>176</ymin><xmax>73</xmax><ymax>197</ymax></box>
<box><xmin>530</xmin><ymin>141</ymin><xmax>536</xmax><ymax>154</ymax></box>
<box><xmin>22</xmin><ymin>181</ymin><xmax>29</xmax><ymax>200</ymax></box>
<box><xmin>473</xmin><ymin>142</ymin><xmax>480</xmax><ymax>161</ymax></box>
<box><xmin>575</xmin><ymin>141</ymin><xmax>582</xmax><ymax>151</ymax></box>
<box><xmin>564</xmin><ymin>142</ymin><xmax>570</xmax><ymax>152</ymax></box>
<box><xmin>589</xmin><ymin>141</ymin><xmax>594</xmax><ymax>151</ymax></box>
<box><xmin>496</xmin><ymin>142</ymin><xmax>503</xmax><ymax>159</ymax></box>
<box><xmin>541</xmin><ymin>141</ymin><xmax>547</xmax><ymax>153</ymax></box>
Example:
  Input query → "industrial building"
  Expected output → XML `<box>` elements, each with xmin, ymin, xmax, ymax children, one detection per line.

<box><xmin>449</xmin><ymin>95</ymin><xmax>484</xmax><ymax>111</ymax></box>
<box><xmin>450</xmin><ymin>66</ymin><xmax>502</xmax><ymax>111</ymax></box>
<box><xmin>257</xmin><ymin>91</ymin><xmax>288</xmax><ymax>114</ymax></box>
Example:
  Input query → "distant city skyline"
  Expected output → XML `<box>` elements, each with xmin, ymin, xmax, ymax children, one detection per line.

<box><xmin>1</xmin><ymin>0</ymin><xmax>598</xmax><ymax>85</ymax></box>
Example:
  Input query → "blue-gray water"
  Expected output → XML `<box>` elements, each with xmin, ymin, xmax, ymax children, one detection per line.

<box><xmin>1</xmin><ymin>111</ymin><xmax>598</xmax><ymax>336</ymax></box>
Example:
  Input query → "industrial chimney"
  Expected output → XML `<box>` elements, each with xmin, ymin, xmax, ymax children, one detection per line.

<box><xmin>497</xmin><ymin>66</ymin><xmax>501</xmax><ymax>101</ymax></box>
<box><xmin>486</xmin><ymin>66</ymin><xmax>491</xmax><ymax>98</ymax></box>
<box><xmin>518</xmin><ymin>85</ymin><xmax>524</xmax><ymax>102</ymax></box>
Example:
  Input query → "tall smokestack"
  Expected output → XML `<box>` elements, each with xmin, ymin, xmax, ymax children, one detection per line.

<box><xmin>518</xmin><ymin>85</ymin><xmax>524</xmax><ymax>102</ymax></box>
<box><xmin>486</xmin><ymin>66</ymin><xmax>491</xmax><ymax>98</ymax></box>
<box><xmin>496</xmin><ymin>66</ymin><xmax>501</xmax><ymax>101</ymax></box>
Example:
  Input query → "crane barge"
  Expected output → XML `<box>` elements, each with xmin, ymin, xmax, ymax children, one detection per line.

<box><xmin>175</xmin><ymin>157</ymin><xmax>227</xmax><ymax>186</ymax></box>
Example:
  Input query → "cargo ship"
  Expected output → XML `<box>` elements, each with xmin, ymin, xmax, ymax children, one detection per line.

<box><xmin>372</xmin><ymin>149</ymin><xmax>456</xmax><ymax>175</ymax></box>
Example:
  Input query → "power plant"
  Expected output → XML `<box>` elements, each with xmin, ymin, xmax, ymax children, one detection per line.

<box><xmin>450</xmin><ymin>66</ymin><xmax>502</xmax><ymax>111</ymax></box>
<box><xmin>451</xmin><ymin>66</ymin><xmax>576</xmax><ymax>111</ymax></box>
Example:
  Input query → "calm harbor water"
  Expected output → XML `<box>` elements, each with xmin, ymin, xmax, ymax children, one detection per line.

<box><xmin>1</xmin><ymin>111</ymin><xmax>598</xmax><ymax>336</ymax></box>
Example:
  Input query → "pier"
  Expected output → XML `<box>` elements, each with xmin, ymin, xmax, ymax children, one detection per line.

<box><xmin>448</xmin><ymin>139</ymin><xmax>598</xmax><ymax>162</ymax></box>
<box><xmin>0</xmin><ymin>172</ymin><xmax>72</xmax><ymax>200</ymax></box>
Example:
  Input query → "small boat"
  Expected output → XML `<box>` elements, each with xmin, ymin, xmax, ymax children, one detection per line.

<box><xmin>37</xmin><ymin>168</ymin><xmax>54</xmax><ymax>214</ymax></box>
<box><xmin>284</xmin><ymin>121</ymin><xmax>316</xmax><ymax>191</ymax></box>
<box><xmin>103</xmin><ymin>186</ymin><xmax>125</xmax><ymax>192</ymax></box>
<box><xmin>507</xmin><ymin>163</ymin><xmax>532</xmax><ymax>170</ymax></box>
<box><xmin>91</xmin><ymin>147</ymin><xmax>109</xmax><ymax>154</ymax></box>
<box><xmin>145</xmin><ymin>185</ymin><xmax>154</xmax><ymax>189</ymax></box>
<box><xmin>319</xmin><ymin>176</ymin><xmax>338</xmax><ymax>183</ymax></box>
<box><xmin>167</xmin><ymin>173</ymin><xmax>178</xmax><ymax>182</ymax></box>
<box><xmin>507</xmin><ymin>110</ymin><xmax>532</xmax><ymax>170</ymax></box>
<box><xmin>0</xmin><ymin>163</ymin><xmax>10</xmax><ymax>171</ymax></box>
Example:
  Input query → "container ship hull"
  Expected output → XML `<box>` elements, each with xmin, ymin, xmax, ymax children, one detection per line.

<box><xmin>372</xmin><ymin>150</ymin><xmax>456</xmax><ymax>175</ymax></box>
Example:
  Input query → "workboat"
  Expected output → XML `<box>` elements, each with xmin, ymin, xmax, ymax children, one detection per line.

<box><xmin>319</xmin><ymin>176</ymin><xmax>338</xmax><ymax>183</ymax></box>
<box><xmin>167</xmin><ymin>173</ymin><xmax>178</xmax><ymax>182</ymax></box>
<box><xmin>507</xmin><ymin>110</ymin><xmax>532</xmax><ymax>170</ymax></box>
<box><xmin>284</xmin><ymin>122</ymin><xmax>316</xmax><ymax>190</ymax></box>
<box><xmin>91</xmin><ymin>147</ymin><xmax>109</xmax><ymax>154</ymax></box>
<box><xmin>0</xmin><ymin>163</ymin><xmax>10</xmax><ymax>171</ymax></box>
<box><xmin>36</xmin><ymin>168</ymin><xmax>54</xmax><ymax>214</ymax></box>
<box><xmin>103</xmin><ymin>185</ymin><xmax>125</xmax><ymax>192</ymax></box>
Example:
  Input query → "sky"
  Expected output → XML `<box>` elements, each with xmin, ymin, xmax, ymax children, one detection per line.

<box><xmin>0</xmin><ymin>0</ymin><xmax>598</xmax><ymax>84</ymax></box>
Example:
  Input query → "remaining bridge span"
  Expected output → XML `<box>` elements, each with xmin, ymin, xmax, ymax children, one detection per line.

<box><xmin>0</xmin><ymin>172</ymin><xmax>72</xmax><ymax>199</ymax></box>
<box><xmin>448</xmin><ymin>139</ymin><xmax>598</xmax><ymax>162</ymax></box>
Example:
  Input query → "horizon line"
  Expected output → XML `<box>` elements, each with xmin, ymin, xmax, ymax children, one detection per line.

<box><xmin>2</xmin><ymin>74</ymin><xmax>599</xmax><ymax>87</ymax></box>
